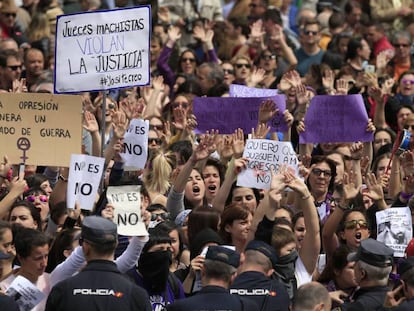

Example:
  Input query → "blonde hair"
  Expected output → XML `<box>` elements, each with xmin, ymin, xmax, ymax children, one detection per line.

<box><xmin>26</xmin><ymin>13</ymin><xmax>51</xmax><ymax>42</ymax></box>
<box><xmin>143</xmin><ymin>151</ymin><xmax>176</xmax><ymax>194</ymax></box>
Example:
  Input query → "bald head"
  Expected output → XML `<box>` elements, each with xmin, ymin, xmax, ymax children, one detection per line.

<box><xmin>293</xmin><ymin>282</ymin><xmax>331</xmax><ymax>311</ymax></box>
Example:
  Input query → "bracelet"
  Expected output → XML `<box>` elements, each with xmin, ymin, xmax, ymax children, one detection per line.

<box><xmin>58</xmin><ymin>174</ymin><xmax>68</xmax><ymax>182</ymax></box>
<box><xmin>400</xmin><ymin>191</ymin><xmax>413</xmax><ymax>201</ymax></box>
<box><xmin>301</xmin><ymin>193</ymin><xmax>311</xmax><ymax>200</ymax></box>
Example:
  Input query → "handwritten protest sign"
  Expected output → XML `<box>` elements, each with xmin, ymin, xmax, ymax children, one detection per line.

<box><xmin>376</xmin><ymin>207</ymin><xmax>412</xmax><ymax>257</ymax></box>
<box><xmin>67</xmin><ymin>154</ymin><xmax>105</xmax><ymax>210</ymax></box>
<box><xmin>299</xmin><ymin>94</ymin><xmax>373</xmax><ymax>143</ymax></box>
<box><xmin>6</xmin><ymin>276</ymin><xmax>45</xmax><ymax>311</ymax></box>
<box><xmin>229</xmin><ymin>84</ymin><xmax>278</xmax><ymax>97</ymax></box>
<box><xmin>55</xmin><ymin>6</ymin><xmax>151</xmax><ymax>93</ymax></box>
<box><xmin>107</xmin><ymin>185</ymin><xmax>148</xmax><ymax>236</ymax></box>
<box><xmin>237</xmin><ymin>139</ymin><xmax>298</xmax><ymax>189</ymax></box>
<box><xmin>0</xmin><ymin>93</ymin><xmax>82</xmax><ymax>166</ymax></box>
<box><xmin>193</xmin><ymin>96</ymin><xmax>287</xmax><ymax>134</ymax></box>
<box><xmin>120</xmin><ymin>118</ymin><xmax>148</xmax><ymax>171</ymax></box>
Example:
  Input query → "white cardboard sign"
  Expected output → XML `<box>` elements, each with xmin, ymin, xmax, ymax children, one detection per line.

<box><xmin>67</xmin><ymin>154</ymin><xmax>105</xmax><ymax>210</ymax></box>
<box><xmin>55</xmin><ymin>6</ymin><xmax>151</xmax><ymax>93</ymax></box>
<box><xmin>107</xmin><ymin>185</ymin><xmax>148</xmax><ymax>236</ymax></box>
<box><xmin>120</xmin><ymin>118</ymin><xmax>149</xmax><ymax>171</ymax></box>
<box><xmin>237</xmin><ymin>139</ymin><xmax>298</xmax><ymax>189</ymax></box>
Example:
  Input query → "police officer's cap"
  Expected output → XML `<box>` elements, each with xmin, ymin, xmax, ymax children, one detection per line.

<box><xmin>206</xmin><ymin>246</ymin><xmax>240</xmax><ymax>268</ymax></box>
<box><xmin>245</xmin><ymin>240</ymin><xmax>278</xmax><ymax>268</ymax></box>
<box><xmin>81</xmin><ymin>216</ymin><xmax>117</xmax><ymax>244</ymax></box>
<box><xmin>347</xmin><ymin>238</ymin><xmax>394</xmax><ymax>267</ymax></box>
<box><xmin>398</xmin><ymin>256</ymin><xmax>414</xmax><ymax>276</ymax></box>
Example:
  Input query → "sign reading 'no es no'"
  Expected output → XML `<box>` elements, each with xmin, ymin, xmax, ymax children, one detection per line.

<box><xmin>54</xmin><ymin>6</ymin><xmax>151</xmax><ymax>93</ymax></box>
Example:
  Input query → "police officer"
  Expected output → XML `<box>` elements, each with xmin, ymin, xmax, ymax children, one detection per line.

<box><xmin>166</xmin><ymin>245</ymin><xmax>257</xmax><ymax>310</ymax></box>
<box><xmin>45</xmin><ymin>216</ymin><xmax>151</xmax><ymax>311</ymax></box>
<box><xmin>339</xmin><ymin>238</ymin><xmax>394</xmax><ymax>311</ymax></box>
<box><xmin>230</xmin><ymin>240</ymin><xmax>290</xmax><ymax>311</ymax></box>
<box><xmin>383</xmin><ymin>256</ymin><xmax>414</xmax><ymax>310</ymax></box>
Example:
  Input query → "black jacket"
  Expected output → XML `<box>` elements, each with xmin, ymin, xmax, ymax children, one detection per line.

<box><xmin>45</xmin><ymin>260</ymin><xmax>151</xmax><ymax>311</ymax></box>
<box><xmin>166</xmin><ymin>285</ymin><xmax>258</xmax><ymax>311</ymax></box>
<box><xmin>339</xmin><ymin>285</ymin><xmax>389</xmax><ymax>311</ymax></box>
<box><xmin>230</xmin><ymin>271</ymin><xmax>290</xmax><ymax>311</ymax></box>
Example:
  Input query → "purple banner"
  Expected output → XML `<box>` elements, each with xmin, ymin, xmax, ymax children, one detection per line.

<box><xmin>299</xmin><ymin>94</ymin><xmax>374</xmax><ymax>143</ymax></box>
<box><xmin>229</xmin><ymin>84</ymin><xmax>278</xmax><ymax>97</ymax></box>
<box><xmin>193</xmin><ymin>96</ymin><xmax>287</xmax><ymax>134</ymax></box>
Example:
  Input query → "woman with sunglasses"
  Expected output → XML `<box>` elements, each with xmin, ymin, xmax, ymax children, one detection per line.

<box><xmin>322</xmin><ymin>178</ymin><xmax>372</xmax><ymax>260</ymax></box>
<box><xmin>23</xmin><ymin>188</ymin><xmax>49</xmax><ymax>231</ymax></box>
<box><xmin>232</xmin><ymin>55</ymin><xmax>253</xmax><ymax>86</ymax></box>
<box><xmin>157</xmin><ymin>26</ymin><xmax>218</xmax><ymax>93</ymax></box>
<box><xmin>256</xmin><ymin>49</ymin><xmax>278</xmax><ymax>89</ymax></box>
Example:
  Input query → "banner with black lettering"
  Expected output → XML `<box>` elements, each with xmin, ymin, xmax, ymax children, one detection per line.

<box><xmin>107</xmin><ymin>185</ymin><xmax>148</xmax><ymax>236</ymax></box>
<box><xmin>67</xmin><ymin>154</ymin><xmax>105</xmax><ymax>210</ymax></box>
<box><xmin>376</xmin><ymin>207</ymin><xmax>412</xmax><ymax>257</ymax></box>
<box><xmin>54</xmin><ymin>6</ymin><xmax>151</xmax><ymax>93</ymax></box>
<box><xmin>120</xmin><ymin>118</ymin><xmax>148</xmax><ymax>171</ymax></box>
<box><xmin>237</xmin><ymin>139</ymin><xmax>298</xmax><ymax>189</ymax></box>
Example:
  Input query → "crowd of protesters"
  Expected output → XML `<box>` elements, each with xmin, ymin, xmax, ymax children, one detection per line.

<box><xmin>2</xmin><ymin>0</ymin><xmax>414</xmax><ymax>310</ymax></box>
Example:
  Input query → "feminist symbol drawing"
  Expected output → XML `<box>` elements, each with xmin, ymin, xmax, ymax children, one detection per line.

<box><xmin>16</xmin><ymin>137</ymin><xmax>31</xmax><ymax>163</ymax></box>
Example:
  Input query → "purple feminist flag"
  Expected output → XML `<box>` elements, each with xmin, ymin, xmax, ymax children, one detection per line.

<box><xmin>193</xmin><ymin>96</ymin><xmax>287</xmax><ymax>134</ymax></box>
<box><xmin>229</xmin><ymin>84</ymin><xmax>278</xmax><ymax>97</ymax></box>
<box><xmin>299</xmin><ymin>94</ymin><xmax>374</xmax><ymax>143</ymax></box>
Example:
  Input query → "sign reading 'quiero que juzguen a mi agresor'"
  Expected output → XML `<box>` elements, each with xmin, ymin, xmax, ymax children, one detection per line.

<box><xmin>54</xmin><ymin>6</ymin><xmax>151</xmax><ymax>93</ymax></box>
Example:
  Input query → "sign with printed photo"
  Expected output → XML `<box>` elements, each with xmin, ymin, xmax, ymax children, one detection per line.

<box><xmin>376</xmin><ymin>207</ymin><xmax>412</xmax><ymax>257</ymax></box>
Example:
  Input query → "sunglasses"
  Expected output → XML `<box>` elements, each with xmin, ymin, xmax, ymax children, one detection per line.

<box><xmin>304</xmin><ymin>30</ymin><xmax>318</xmax><ymax>36</ymax></box>
<box><xmin>404</xmin><ymin>125</ymin><xmax>414</xmax><ymax>130</ymax></box>
<box><xmin>223</xmin><ymin>68</ymin><xmax>235</xmax><ymax>75</ymax></box>
<box><xmin>26</xmin><ymin>195</ymin><xmax>48</xmax><ymax>203</ymax></box>
<box><xmin>402</xmin><ymin>79</ymin><xmax>414</xmax><ymax>85</ymax></box>
<box><xmin>235</xmin><ymin>63</ymin><xmax>251</xmax><ymax>69</ymax></box>
<box><xmin>344</xmin><ymin>219</ymin><xmax>368</xmax><ymax>230</ymax></box>
<box><xmin>148</xmin><ymin>138</ymin><xmax>162</xmax><ymax>145</ymax></box>
<box><xmin>150</xmin><ymin>212</ymin><xmax>170</xmax><ymax>221</ymax></box>
<box><xmin>8</xmin><ymin>65</ymin><xmax>21</xmax><ymax>71</ymax></box>
<box><xmin>311</xmin><ymin>168</ymin><xmax>332</xmax><ymax>178</ymax></box>
<box><xmin>4</xmin><ymin>12</ymin><xmax>16</xmax><ymax>18</ymax></box>
<box><xmin>261</xmin><ymin>54</ymin><xmax>276</xmax><ymax>61</ymax></box>
<box><xmin>181</xmin><ymin>57</ymin><xmax>196</xmax><ymax>63</ymax></box>
<box><xmin>150</xmin><ymin>124</ymin><xmax>164</xmax><ymax>131</ymax></box>
<box><xmin>108</xmin><ymin>102</ymin><xmax>116</xmax><ymax>109</ymax></box>
<box><xmin>394</xmin><ymin>43</ymin><xmax>409</xmax><ymax>48</ymax></box>
<box><xmin>172</xmin><ymin>102</ymin><xmax>189</xmax><ymax>109</ymax></box>
<box><xmin>248</xmin><ymin>3</ymin><xmax>258</xmax><ymax>8</ymax></box>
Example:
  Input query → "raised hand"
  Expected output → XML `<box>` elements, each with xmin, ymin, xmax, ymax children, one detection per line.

<box><xmin>167</xmin><ymin>25</ymin><xmax>181</xmax><ymax>43</ymax></box>
<box><xmin>364</xmin><ymin>172</ymin><xmax>384</xmax><ymax>202</ymax></box>
<box><xmin>232</xmin><ymin>128</ymin><xmax>245</xmax><ymax>158</ymax></box>
<box><xmin>335</xmin><ymin>78</ymin><xmax>349</xmax><ymax>95</ymax></box>
<box><xmin>83</xmin><ymin>110</ymin><xmax>99</xmax><ymax>133</ymax></box>
<box><xmin>112</xmin><ymin>111</ymin><xmax>128</xmax><ymax>139</ymax></box>
<box><xmin>252</xmin><ymin>123</ymin><xmax>270</xmax><ymax>139</ymax></box>
<box><xmin>258</xmin><ymin>99</ymin><xmax>277</xmax><ymax>124</ymax></box>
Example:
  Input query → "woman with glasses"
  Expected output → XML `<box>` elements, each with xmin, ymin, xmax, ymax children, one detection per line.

<box><xmin>306</xmin><ymin>156</ymin><xmax>337</xmax><ymax>224</ymax></box>
<box><xmin>23</xmin><ymin>188</ymin><xmax>49</xmax><ymax>230</ymax></box>
<box><xmin>157</xmin><ymin>25</ymin><xmax>218</xmax><ymax>94</ymax></box>
<box><xmin>256</xmin><ymin>49</ymin><xmax>278</xmax><ymax>89</ymax></box>
<box><xmin>232</xmin><ymin>55</ymin><xmax>253</xmax><ymax>86</ymax></box>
